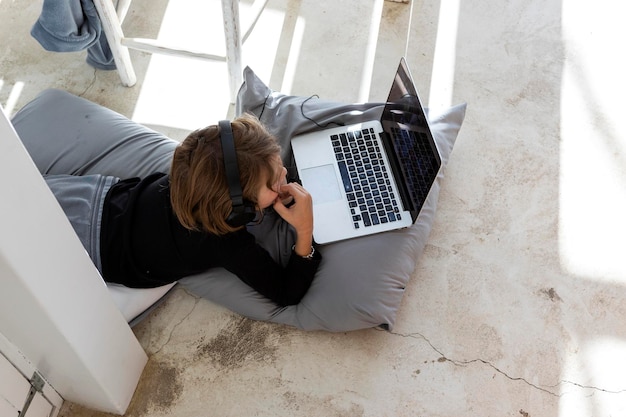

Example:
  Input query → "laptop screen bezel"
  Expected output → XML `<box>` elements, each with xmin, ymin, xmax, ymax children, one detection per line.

<box><xmin>379</xmin><ymin>58</ymin><xmax>442</xmax><ymax>220</ymax></box>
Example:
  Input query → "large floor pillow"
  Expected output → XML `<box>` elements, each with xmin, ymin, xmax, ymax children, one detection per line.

<box><xmin>12</xmin><ymin>73</ymin><xmax>465</xmax><ymax>332</ymax></box>
<box><xmin>12</xmin><ymin>89</ymin><xmax>180</xmax><ymax>326</ymax></box>
<box><xmin>180</xmin><ymin>67</ymin><xmax>467</xmax><ymax>331</ymax></box>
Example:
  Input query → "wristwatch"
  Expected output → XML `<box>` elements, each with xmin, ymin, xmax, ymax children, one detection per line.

<box><xmin>292</xmin><ymin>245</ymin><xmax>315</xmax><ymax>260</ymax></box>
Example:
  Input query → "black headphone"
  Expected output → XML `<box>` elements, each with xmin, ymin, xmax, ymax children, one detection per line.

<box><xmin>219</xmin><ymin>120</ymin><xmax>257</xmax><ymax>227</ymax></box>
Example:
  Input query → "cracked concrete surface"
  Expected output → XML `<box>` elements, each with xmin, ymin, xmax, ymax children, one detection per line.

<box><xmin>2</xmin><ymin>0</ymin><xmax>626</xmax><ymax>415</ymax></box>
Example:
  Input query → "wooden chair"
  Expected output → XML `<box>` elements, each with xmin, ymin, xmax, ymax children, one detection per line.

<box><xmin>92</xmin><ymin>0</ymin><xmax>269</xmax><ymax>103</ymax></box>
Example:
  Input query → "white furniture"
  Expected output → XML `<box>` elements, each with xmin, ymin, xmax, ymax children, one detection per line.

<box><xmin>92</xmin><ymin>0</ymin><xmax>269</xmax><ymax>102</ymax></box>
<box><xmin>1</xmin><ymin>99</ymin><xmax>147</xmax><ymax>416</ymax></box>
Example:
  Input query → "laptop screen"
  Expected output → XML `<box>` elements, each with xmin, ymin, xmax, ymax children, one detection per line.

<box><xmin>381</xmin><ymin>59</ymin><xmax>441</xmax><ymax>216</ymax></box>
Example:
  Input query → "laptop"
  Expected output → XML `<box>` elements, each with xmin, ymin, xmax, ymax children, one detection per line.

<box><xmin>291</xmin><ymin>57</ymin><xmax>441</xmax><ymax>244</ymax></box>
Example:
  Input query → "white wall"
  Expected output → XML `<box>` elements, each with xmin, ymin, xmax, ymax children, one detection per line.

<box><xmin>0</xmin><ymin>105</ymin><xmax>147</xmax><ymax>414</ymax></box>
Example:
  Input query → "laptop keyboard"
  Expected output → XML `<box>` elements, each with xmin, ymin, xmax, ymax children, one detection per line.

<box><xmin>390</xmin><ymin>127</ymin><xmax>438</xmax><ymax>208</ymax></box>
<box><xmin>331</xmin><ymin>128</ymin><xmax>402</xmax><ymax>229</ymax></box>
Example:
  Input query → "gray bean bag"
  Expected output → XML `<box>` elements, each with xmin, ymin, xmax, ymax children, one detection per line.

<box><xmin>12</xmin><ymin>67</ymin><xmax>466</xmax><ymax>331</ymax></box>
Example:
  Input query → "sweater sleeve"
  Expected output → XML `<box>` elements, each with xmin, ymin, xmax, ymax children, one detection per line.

<box><xmin>216</xmin><ymin>230</ymin><xmax>321</xmax><ymax>306</ymax></box>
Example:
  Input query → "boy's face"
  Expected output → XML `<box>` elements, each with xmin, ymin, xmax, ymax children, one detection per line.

<box><xmin>256</xmin><ymin>155</ymin><xmax>288</xmax><ymax>209</ymax></box>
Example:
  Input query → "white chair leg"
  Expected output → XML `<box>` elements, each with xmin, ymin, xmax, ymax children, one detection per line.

<box><xmin>93</xmin><ymin>0</ymin><xmax>261</xmax><ymax>97</ymax></box>
<box><xmin>93</xmin><ymin>0</ymin><xmax>137</xmax><ymax>87</ymax></box>
<box><xmin>115</xmin><ymin>0</ymin><xmax>133</xmax><ymax>23</ymax></box>
<box><xmin>221</xmin><ymin>0</ymin><xmax>243</xmax><ymax>103</ymax></box>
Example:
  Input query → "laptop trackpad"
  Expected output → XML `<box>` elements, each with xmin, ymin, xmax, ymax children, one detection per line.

<box><xmin>301</xmin><ymin>164</ymin><xmax>342</xmax><ymax>204</ymax></box>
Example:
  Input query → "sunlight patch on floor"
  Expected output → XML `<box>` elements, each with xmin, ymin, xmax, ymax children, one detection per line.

<box><xmin>560</xmin><ymin>337</ymin><xmax>626</xmax><ymax>415</ymax></box>
<box><xmin>559</xmin><ymin>0</ymin><xmax>626</xmax><ymax>283</ymax></box>
<box><xmin>130</xmin><ymin>0</ymin><xmax>287</xmax><ymax>132</ymax></box>
<box><xmin>0</xmin><ymin>80</ymin><xmax>24</xmax><ymax>116</ymax></box>
<box><xmin>427</xmin><ymin>0</ymin><xmax>460</xmax><ymax>114</ymax></box>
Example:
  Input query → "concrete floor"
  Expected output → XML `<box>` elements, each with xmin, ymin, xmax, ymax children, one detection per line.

<box><xmin>2</xmin><ymin>0</ymin><xmax>626</xmax><ymax>416</ymax></box>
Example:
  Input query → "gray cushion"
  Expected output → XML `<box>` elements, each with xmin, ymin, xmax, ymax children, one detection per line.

<box><xmin>12</xmin><ymin>89</ymin><xmax>178</xmax><ymax>325</ymax></box>
<box><xmin>183</xmin><ymin>68</ymin><xmax>467</xmax><ymax>331</ymax></box>
<box><xmin>12</xmin><ymin>70</ymin><xmax>466</xmax><ymax>331</ymax></box>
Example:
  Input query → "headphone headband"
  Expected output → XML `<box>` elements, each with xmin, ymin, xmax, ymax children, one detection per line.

<box><xmin>219</xmin><ymin>120</ymin><xmax>257</xmax><ymax>227</ymax></box>
<box><xmin>219</xmin><ymin>120</ymin><xmax>243</xmax><ymax>207</ymax></box>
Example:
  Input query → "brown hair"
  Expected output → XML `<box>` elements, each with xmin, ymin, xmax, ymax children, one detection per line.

<box><xmin>170</xmin><ymin>113</ymin><xmax>281</xmax><ymax>235</ymax></box>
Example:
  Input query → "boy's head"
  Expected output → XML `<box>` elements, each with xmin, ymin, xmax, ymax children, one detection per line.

<box><xmin>170</xmin><ymin>113</ymin><xmax>283</xmax><ymax>235</ymax></box>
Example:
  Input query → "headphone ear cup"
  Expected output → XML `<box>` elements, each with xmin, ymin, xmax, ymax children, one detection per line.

<box><xmin>225</xmin><ymin>200</ymin><xmax>257</xmax><ymax>227</ymax></box>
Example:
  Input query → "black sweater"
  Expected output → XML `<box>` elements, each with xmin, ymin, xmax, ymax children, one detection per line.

<box><xmin>100</xmin><ymin>173</ymin><xmax>320</xmax><ymax>306</ymax></box>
